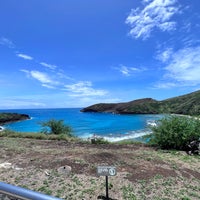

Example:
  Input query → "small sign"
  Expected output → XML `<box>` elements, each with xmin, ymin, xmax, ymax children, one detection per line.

<box><xmin>97</xmin><ymin>166</ymin><xmax>117</xmax><ymax>176</ymax></box>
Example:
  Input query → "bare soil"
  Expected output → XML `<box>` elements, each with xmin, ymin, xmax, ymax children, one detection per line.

<box><xmin>0</xmin><ymin>137</ymin><xmax>199</xmax><ymax>200</ymax></box>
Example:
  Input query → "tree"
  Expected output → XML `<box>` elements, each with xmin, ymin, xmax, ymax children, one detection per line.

<box><xmin>40</xmin><ymin>119</ymin><xmax>73</xmax><ymax>137</ymax></box>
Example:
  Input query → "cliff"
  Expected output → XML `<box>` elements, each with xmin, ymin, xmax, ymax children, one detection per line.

<box><xmin>81</xmin><ymin>90</ymin><xmax>200</xmax><ymax>115</ymax></box>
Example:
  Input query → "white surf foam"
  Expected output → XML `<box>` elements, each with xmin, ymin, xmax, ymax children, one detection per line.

<box><xmin>103</xmin><ymin>130</ymin><xmax>152</xmax><ymax>142</ymax></box>
<box><xmin>0</xmin><ymin>126</ymin><xmax>5</xmax><ymax>131</ymax></box>
<box><xmin>80</xmin><ymin>129</ymin><xmax>152</xmax><ymax>142</ymax></box>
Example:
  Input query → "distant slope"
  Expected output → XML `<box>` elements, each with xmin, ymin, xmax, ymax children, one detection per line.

<box><xmin>81</xmin><ymin>90</ymin><xmax>200</xmax><ymax>115</ymax></box>
<box><xmin>0</xmin><ymin>113</ymin><xmax>30</xmax><ymax>125</ymax></box>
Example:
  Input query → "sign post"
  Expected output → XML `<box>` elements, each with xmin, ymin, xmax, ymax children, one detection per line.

<box><xmin>105</xmin><ymin>175</ymin><xmax>109</xmax><ymax>199</ymax></box>
<box><xmin>97</xmin><ymin>166</ymin><xmax>117</xmax><ymax>200</ymax></box>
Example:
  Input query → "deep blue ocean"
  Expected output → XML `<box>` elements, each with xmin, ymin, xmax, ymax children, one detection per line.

<box><xmin>0</xmin><ymin>108</ymin><xmax>162</xmax><ymax>142</ymax></box>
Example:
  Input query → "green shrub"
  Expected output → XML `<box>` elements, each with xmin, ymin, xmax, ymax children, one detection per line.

<box><xmin>91</xmin><ymin>137</ymin><xmax>110</xmax><ymax>144</ymax></box>
<box><xmin>40</xmin><ymin>119</ymin><xmax>73</xmax><ymax>137</ymax></box>
<box><xmin>149</xmin><ymin>115</ymin><xmax>200</xmax><ymax>150</ymax></box>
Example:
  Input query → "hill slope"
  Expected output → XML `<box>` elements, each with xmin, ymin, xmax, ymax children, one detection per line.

<box><xmin>0</xmin><ymin>113</ymin><xmax>30</xmax><ymax>125</ymax></box>
<box><xmin>81</xmin><ymin>90</ymin><xmax>200</xmax><ymax>115</ymax></box>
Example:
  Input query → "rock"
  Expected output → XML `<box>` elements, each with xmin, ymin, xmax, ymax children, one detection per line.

<box><xmin>57</xmin><ymin>165</ymin><xmax>72</xmax><ymax>175</ymax></box>
<box><xmin>187</xmin><ymin>139</ymin><xmax>200</xmax><ymax>155</ymax></box>
<box><xmin>45</xmin><ymin>170</ymin><xmax>50</xmax><ymax>176</ymax></box>
<box><xmin>0</xmin><ymin>162</ymin><xmax>23</xmax><ymax>170</ymax></box>
<box><xmin>0</xmin><ymin>162</ymin><xmax>12</xmax><ymax>169</ymax></box>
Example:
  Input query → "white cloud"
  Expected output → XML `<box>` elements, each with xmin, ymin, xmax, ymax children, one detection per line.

<box><xmin>154</xmin><ymin>46</ymin><xmax>200</xmax><ymax>88</ymax></box>
<box><xmin>17</xmin><ymin>53</ymin><xmax>33</xmax><ymax>60</ymax></box>
<box><xmin>0</xmin><ymin>37</ymin><xmax>15</xmax><ymax>48</ymax></box>
<box><xmin>115</xmin><ymin>65</ymin><xmax>144</xmax><ymax>76</ymax></box>
<box><xmin>57</xmin><ymin>72</ymin><xmax>73</xmax><ymax>80</ymax></box>
<box><xmin>42</xmin><ymin>84</ymin><xmax>56</xmax><ymax>89</ymax></box>
<box><xmin>64</xmin><ymin>81</ymin><xmax>107</xmax><ymax>97</ymax></box>
<box><xmin>126</xmin><ymin>0</ymin><xmax>179</xmax><ymax>39</ymax></box>
<box><xmin>30</xmin><ymin>71</ymin><xmax>52</xmax><ymax>83</ymax></box>
<box><xmin>165</xmin><ymin>46</ymin><xmax>200</xmax><ymax>85</ymax></box>
<box><xmin>40</xmin><ymin>62</ymin><xmax>57</xmax><ymax>70</ymax></box>
<box><xmin>20</xmin><ymin>69</ymin><xmax>29</xmax><ymax>74</ymax></box>
<box><xmin>154</xmin><ymin>82</ymin><xmax>178</xmax><ymax>89</ymax></box>
<box><xmin>21</xmin><ymin>70</ymin><xmax>59</xmax><ymax>87</ymax></box>
<box><xmin>156</xmin><ymin>47</ymin><xmax>173</xmax><ymax>62</ymax></box>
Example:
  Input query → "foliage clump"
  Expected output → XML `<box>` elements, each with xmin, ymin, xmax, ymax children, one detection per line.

<box><xmin>40</xmin><ymin>119</ymin><xmax>73</xmax><ymax>137</ymax></box>
<box><xmin>91</xmin><ymin>137</ymin><xmax>110</xmax><ymax>144</ymax></box>
<box><xmin>149</xmin><ymin>115</ymin><xmax>200</xmax><ymax>150</ymax></box>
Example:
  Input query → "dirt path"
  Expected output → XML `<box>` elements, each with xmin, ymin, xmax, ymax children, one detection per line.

<box><xmin>0</xmin><ymin>138</ymin><xmax>199</xmax><ymax>199</ymax></box>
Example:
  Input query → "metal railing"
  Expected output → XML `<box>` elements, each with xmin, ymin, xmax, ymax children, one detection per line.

<box><xmin>0</xmin><ymin>182</ymin><xmax>62</xmax><ymax>200</ymax></box>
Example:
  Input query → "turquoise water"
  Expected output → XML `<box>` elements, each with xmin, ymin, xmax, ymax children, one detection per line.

<box><xmin>0</xmin><ymin>108</ymin><xmax>162</xmax><ymax>141</ymax></box>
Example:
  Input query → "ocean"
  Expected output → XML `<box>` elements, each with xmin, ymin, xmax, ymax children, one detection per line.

<box><xmin>0</xmin><ymin>108</ymin><xmax>162</xmax><ymax>142</ymax></box>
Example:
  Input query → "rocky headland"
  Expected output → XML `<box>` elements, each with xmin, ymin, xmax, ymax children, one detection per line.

<box><xmin>81</xmin><ymin>90</ymin><xmax>200</xmax><ymax>115</ymax></box>
<box><xmin>0</xmin><ymin>113</ymin><xmax>30</xmax><ymax>125</ymax></box>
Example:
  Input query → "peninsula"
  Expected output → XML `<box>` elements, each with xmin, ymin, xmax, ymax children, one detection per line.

<box><xmin>0</xmin><ymin>113</ymin><xmax>30</xmax><ymax>125</ymax></box>
<box><xmin>81</xmin><ymin>90</ymin><xmax>200</xmax><ymax>116</ymax></box>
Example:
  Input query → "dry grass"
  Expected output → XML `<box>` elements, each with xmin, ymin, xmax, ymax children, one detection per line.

<box><xmin>0</xmin><ymin>137</ymin><xmax>199</xmax><ymax>200</ymax></box>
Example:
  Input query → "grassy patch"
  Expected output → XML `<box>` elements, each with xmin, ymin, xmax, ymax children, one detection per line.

<box><xmin>0</xmin><ymin>129</ymin><xmax>79</xmax><ymax>142</ymax></box>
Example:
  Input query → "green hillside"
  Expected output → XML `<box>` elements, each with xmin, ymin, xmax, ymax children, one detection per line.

<box><xmin>0</xmin><ymin>113</ymin><xmax>30</xmax><ymax>125</ymax></box>
<box><xmin>81</xmin><ymin>90</ymin><xmax>200</xmax><ymax>115</ymax></box>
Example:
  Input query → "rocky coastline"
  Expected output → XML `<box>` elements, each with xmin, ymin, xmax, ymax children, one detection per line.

<box><xmin>0</xmin><ymin>113</ymin><xmax>30</xmax><ymax>126</ymax></box>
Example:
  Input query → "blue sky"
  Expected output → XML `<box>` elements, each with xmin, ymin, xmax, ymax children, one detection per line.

<box><xmin>0</xmin><ymin>0</ymin><xmax>200</xmax><ymax>109</ymax></box>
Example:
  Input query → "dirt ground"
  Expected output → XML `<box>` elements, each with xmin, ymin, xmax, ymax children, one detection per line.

<box><xmin>0</xmin><ymin>137</ymin><xmax>199</xmax><ymax>200</ymax></box>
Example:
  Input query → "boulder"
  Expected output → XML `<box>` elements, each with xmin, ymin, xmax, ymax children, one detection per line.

<box><xmin>187</xmin><ymin>139</ymin><xmax>200</xmax><ymax>155</ymax></box>
<box><xmin>57</xmin><ymin>165</ymin><xmax>72</xmax><ymax>175</ymax></box>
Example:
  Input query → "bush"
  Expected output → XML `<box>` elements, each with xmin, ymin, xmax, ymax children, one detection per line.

<box><xmin>91</xmin><ymin>137</ymin><xmax>110</xmax><ymax>144</ymax></box>
<box><xmin>40</xmin><ymin>119</ymin><xmax>73</xmax><ymax>137</ymax></box>
<box><xmin>149</xmin><ymin>115</ymin><xmax>200</xmax><ymax>150</ymax></box>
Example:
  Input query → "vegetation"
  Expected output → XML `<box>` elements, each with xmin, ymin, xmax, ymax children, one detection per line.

<box><xmin>0</xmin><ymin>112</ymin><xmax>30</xmax><ymax>125</ymax></box>
<box><xmin>148</xmin><ymin>115</ymin><xmax>200</xmax><ymax>150</ymax></box>
<box><xmin>81</xmin><ymin>90</ymin><xmax>200</xmax><ymax>115</ymax></box>
<box><xmin>90</xmin><ymin>137</ymin><xmax>110</xmax><ymax>144</ymax></box>
<box><xmin>40</xmin><ymin>119</ymin><xmax>73</xmax><ymax>137</ymax></box>
<box><xmin>0</xmin><ymin>129</ymin><xmax>78</xmax><ymax>142</ymax></box>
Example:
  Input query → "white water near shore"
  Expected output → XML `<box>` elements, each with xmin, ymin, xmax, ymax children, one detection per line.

<box><xmin>0</xmin><ymin>126</ymin><xmax>5</xmax><ymax>131</ymax></box>
<box><xmin>80</xmin><ymin>129</ymin><xmax>152</xmax><ymax>142</ymax></box>
<box><xmin>103</xmin><ymin>130</ymin><xmax>152</xmax><ymax>142</ymax></box>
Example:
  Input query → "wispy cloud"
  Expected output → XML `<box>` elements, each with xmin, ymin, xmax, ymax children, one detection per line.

<box><xmin>41</xmin><ymin>84</ymin><xmax>56</xmax><ymax>89</ymax></box>
<box><xmin>21</xmin><ymin>70</ymin><xmax>59</xmax><ymax>88</ymax></box>
<box><xmin>165</xmin><ymin>46</ymin><xmax>200</xmax><ymax>84</ymax></box>
<box><xmin>155</xmin><ymin>46</ymin><xmax>200</xmax><ymax>88</ymax></box>
<box><xmin>40</xmin><ymin>62</ymin><xmax>57</xmax><ymax>70</ymax></box>
<box><xmin>126</xmin><ymin>0</ymin><xmax>179</xmax><ymax>39</ymax></box>
<box><xmin>154</xmin><ymin>82</ymin><xmax>178</xmax><ymax>89</ymax></box>
<box><xmin>17</xmin><ymin>53</ymin><xmax>33</xmax><ymax>60</ymax></box>
<box><xmin>156</xmin><ymin>47</ymin><xmax>173</xmax><ymax>63</ymax></box>
<box><xmin>31</xmin><ymin>71</ymin><xmax>52</xmax><ymax>83</ymax></box>
<box><xmin>0</xmin><ymin>37</ymin><xmax>15</xmax><ymax>48</ymax></box>
<box><xmin>114</xmin><ymin>65</ymin><xmax>145</xmax><ymax>76</ymax></box>
<box><xmin>64</xmin><ymin>81</ymin><xmax>108</xmax><ymax>97</ymax></box>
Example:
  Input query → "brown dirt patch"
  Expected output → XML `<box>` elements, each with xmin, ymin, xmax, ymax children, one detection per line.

<box><xmin>0</xmin><ymin>137</ymin><xmax>199</xmax><ymax>200</ymax></box>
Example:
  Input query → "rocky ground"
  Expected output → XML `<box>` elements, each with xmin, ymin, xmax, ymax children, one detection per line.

<box><xmin>0</xmin><ymin>137</ymin><xmax>199</xmax><ymax>200</ymax></box>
